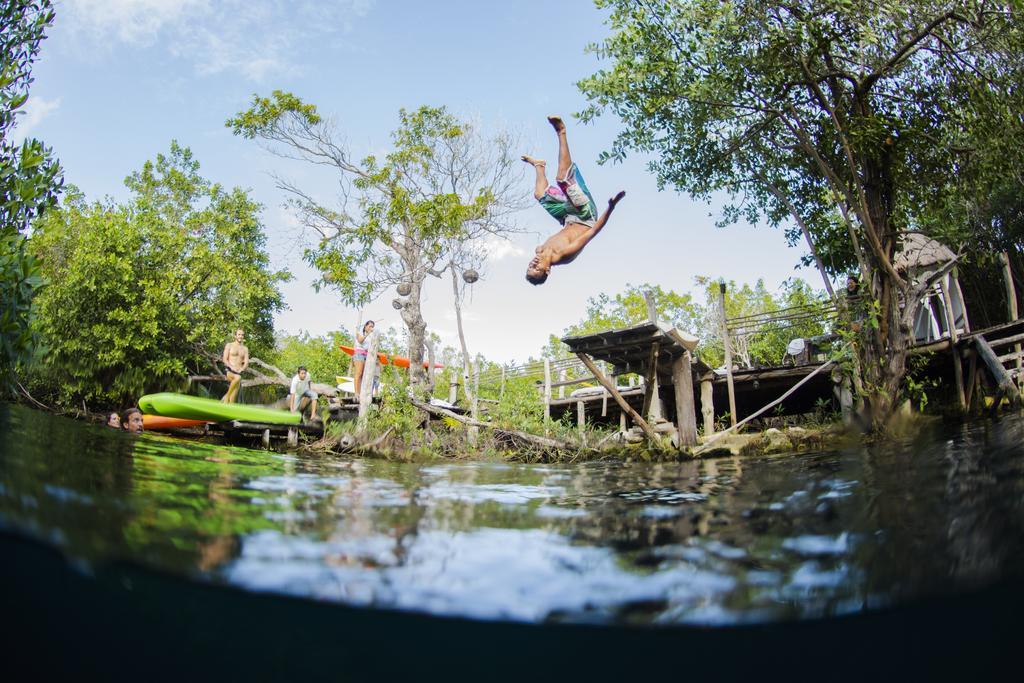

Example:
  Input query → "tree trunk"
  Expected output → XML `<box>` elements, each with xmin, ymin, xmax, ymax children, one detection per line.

<box><xmin>450</xmin><ymin>261</ymin><xmax>475</xmax><ymax>405</ymax></box>
<box><xmin>853</xmin><ymin>134</ymin><xmax>911</xmax><ymax>432</ymax></box>
<box><xmin>400</xmin><ymin>265</ymin><xmax>428</xmax><ymax>393</ymax></box>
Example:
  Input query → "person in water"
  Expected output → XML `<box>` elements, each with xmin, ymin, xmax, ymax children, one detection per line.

<box><xmin>522</xmin><ymin>115</ymin><xmax>625</xmax><ymax>285</ymax></box>
<box><xmin>289</xmin><ymin>366</ymin><xmax>319</xmax><ymax>420</ymax></box>
<box><xmin>221</xmin><ymin>328</ymin><xmax>249</xmax><ymax>403</ymax></box>
<box><xmin>106</xmin><ymin>411</ymin><xmax>122</xmax><ymax>429</ymax></box>
<box><xmin>352</xmin><ymin>320</ymin><xmax>375</xmax><ymax>398</ymax></box>
<box><xmin>122</xmin><ymin>407</ymin><xmax>144</xmax><ymax>434</ymax></box>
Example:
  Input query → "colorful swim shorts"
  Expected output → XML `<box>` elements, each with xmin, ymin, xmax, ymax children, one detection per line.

<box><xmin>537</xmin><ymin>162</ymin><xmax>598</xmax><ymax>225</ymax></box>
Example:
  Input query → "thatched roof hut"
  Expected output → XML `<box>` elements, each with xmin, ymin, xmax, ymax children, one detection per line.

<box><xmin>892</xmin><ymin>233</ymin><xmax>969</xmax><ymax>341</ymax></box>
<box><xmin>894</xmin><ymin>233</ymin><xmax>956</xmax><ymax>272</ymax></box>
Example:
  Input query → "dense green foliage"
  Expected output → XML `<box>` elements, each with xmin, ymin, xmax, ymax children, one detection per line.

<box><xmin>267</xmin><ymin>330</ymin><xmax>355</xmax><ymax>386</ymax></box>
<box><xmin>26</xmin><ymin>143</ymin><xmax>289</xmax><ymax>407</ymax></box>
<box><xmin>695</xmin><ymin>277</ymin><xmax>831</xmax><ymax>369</ymax></box>
<box><xmin>945</xmin><ymin>180</ymin><xmax>1024</xmax><ymax>329</ymax></box>
<box><xmin>580</xmin><ymin>0</ymin><xmax>1024</xmax><ymax>427</ymax></box>
<box><xmin>487</xmin><ymin>376</ymin><xmax>547</xmax><ymax>435</ymax></box>
<box><xmin>0</xmin><ymin>0</ymin><xmax>62</xmax><ymax>390</ymax></box>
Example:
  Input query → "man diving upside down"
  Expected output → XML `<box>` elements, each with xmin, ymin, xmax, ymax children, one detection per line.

<box><xmin>523</xmin><ymin>115</ymin><xmax>625</xmax><ymax>285</ymax></box>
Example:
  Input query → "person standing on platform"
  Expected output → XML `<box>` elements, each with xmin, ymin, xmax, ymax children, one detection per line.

<box><xmin>221</xmin><ymin>328</ymin><xmax>249</xmax><ymax>403</ymax></box>
<box><xmin>353</xmin><ymin>320</ymin><xmax>375</xmax><ymax>397</ymax></box>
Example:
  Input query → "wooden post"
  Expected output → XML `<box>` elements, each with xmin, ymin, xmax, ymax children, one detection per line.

<box><xmin>641</xmin><ymin>342</ymin><xmax>660</xmax><ymax>420</ymax></box>
<box><xmin>940</xmin><ymin>275</ymin><xmax>966</xmax><ymax>412</ymax></box>
<box><xmin>650</xmin><ymin>376</ymin><xmax>664</xmax><ymax>422</ymax></box>
<box><xmin>964</xmin><ymin>350</ymin><xmax>978</xmax><ymax>410</ymax></box>
<box><xmin>469</xmin><ymin>359</ymin><xmax>480</xmax><ymax>446</ymax></box>
<box><xmin>558</xmin><ymin>369</ymin><xmax>567</xmax><ymax>399</ymax></box>
<box><xmin>1003</xmin><ymin>251</ymin><xmax>1019</xmax><ymax>322</ymax></box>
<box><xmin>644</xmin><ymin>290</ymin><xmax>658</xmax><ymax>324</ymax></box>
<box><xmin>1001</xmin><ymin>252</ymin><xmax>1021</xmax><ymax>378</ymax></box>
<box><xmin>472</xmin><ymin>360</ymin><xmax>480</xmax><ymax>416</ymax></box>
<box><xmin>672</xmin><ymin>352</ymin><xmax>697</xmax><ymax>448</ymax></box>
<box><xmin>601</xmin><ymin>369</ymin><xmax>609</xmax><ymax>417</ymax></box>
<box><xmin>448</xmin><ymin>376</ymin><xmax>459</xmax><ymax>404</ymax></box>
<box><xmin>426</xmin><ymin>339</ymin><xmax>437</xmax><ymax>396</ymax></box>
<box><xmin>358</xmin><ymin>331</ymin><xmax>380</xmax><ymax>421</ymax></box>
<box><xmin>500</xmin><ymin>366</ymin><xmax>506</xmax><ymax>400</ymax></box>
<box><xmin>718</xmin><ymin>282</ymin><xmax>738</xmax><ymax>427</ymax></box>
<box><xmin>262</xmin><ymin>428</ymin><xmax>271</xmax><ymax>449</ymax></box>
<box><xmin>576</xmin><ymin>352</ymin><xmax>662</xmax><ymax>445</ymax></box>
<box><xmin>286</xmin><ymin>428</ymin><xmax>297</xmax><ymax>448</ymax></box>
<box><xmin>577</xmin><ymin>400</ymin><xmax>586</xmax><ymax>442</ymax></box>
<box><xmin>839</xmin><ymin>377</ymin><xmax>854</xmax><ymax>425</ymax></box>
<box><xmin>700</xmin><ymin>379</ymin><xmax>714</xmax><ymax>436</ymax></box>
<box><xmin>543</xmin><ymin>358</ymin><xmax>551</xmax><ymax>428</ymax></box>
<box><xmin>974</xmin><ymin>336</ymin><xmax>1023</xmax><ymax>409</ymax></box>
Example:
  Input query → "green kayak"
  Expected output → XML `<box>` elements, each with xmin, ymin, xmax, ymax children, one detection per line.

<box><xmin>138</xmin><ymin>392</ymin><xmax>301</xmax><ymax>425</ymax></box>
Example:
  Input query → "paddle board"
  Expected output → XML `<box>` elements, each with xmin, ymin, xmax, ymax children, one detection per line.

<box><xmin>142</xmin><ymin>415</ymin><xmax>210</xmax><ymax>431</ymax></box>
<box><xmin>138</xmin><ymin>393</ymin><xmax>302</xmax><ymax>425</ymax></box>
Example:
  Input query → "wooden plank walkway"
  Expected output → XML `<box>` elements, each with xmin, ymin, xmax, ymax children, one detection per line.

<box><xmin>550</xmin><ymin>318</ymin><xmax>1024</xmax><ymax>430</ymax></box>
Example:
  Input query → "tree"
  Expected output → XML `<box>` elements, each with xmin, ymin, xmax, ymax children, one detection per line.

<box><xmin>28</xmin><ymin>143</ymin><xmax>289</xmax><ymax>407</ymax></box>
<box><xmin>579</xmin><ymin>0</ymin><xmax>1023</xmax><ymax>429</ymax></box>
<box><xmin>228</xmin><ymin>94</ymin><xmax>524</xmax><ymax>394</ymax></box>
<box><xmin>0</xmin><ymin>0</ymin><xmax>62</xmax><ymax>391</ymax></box>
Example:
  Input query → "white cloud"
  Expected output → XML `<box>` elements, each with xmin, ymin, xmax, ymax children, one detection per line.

<box><xmin>64</xmin><ymin>0</ymin><xmax>206</xmax><ymax>45</ymax></box>
<box><xmin>442</xmin><ymin>309</ymin><xmax>482</xmax><ymax>323</ymax></box>
<box><xmin>481</xmin><ymin>235</ymin><xmax>526</xmax><ymax>261</ymax></box>
<box><xmin>13</xmin><ymin>96</ymin><xmax>61</xmax><ymax>140</ymax></box>
<box><xmin>62</xmin><ymin>0</ymin><xmax>375</xmax><ymax>81</ymax></box>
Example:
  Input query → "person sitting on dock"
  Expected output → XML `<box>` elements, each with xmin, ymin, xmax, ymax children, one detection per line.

<box><xmin>221</xmin><ymin>328</ymin><xmax>249</xmax><ymax>403</ymax></box>
<box><xmin>522</xmin><ymin>115</ymin><xmax>625</xmax><ymax>285</ymax></box>
<box><xmin>289</xmin><ymin>366</ymin><xmax>319</xmax><ymax>421</ymax></box>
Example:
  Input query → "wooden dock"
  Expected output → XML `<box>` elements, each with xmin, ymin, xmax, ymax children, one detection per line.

<box><xmin>210</xmin><ymin>419</ymin><xmax>324</xmax><ymax>448</ymax></box>
<box><xmin>549</xmin><ymin>316</ymin><xmax>1024</xmax><ymax>442</ymax></box>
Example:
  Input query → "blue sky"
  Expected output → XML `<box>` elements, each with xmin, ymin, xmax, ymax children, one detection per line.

<box><xmin>20</xmin><ymin>0</ymin><xmax>816</xmax><ymax>363</ymax></box>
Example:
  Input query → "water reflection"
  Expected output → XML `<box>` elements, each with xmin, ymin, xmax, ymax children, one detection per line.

<box><xmin>1</xmin><ymin>404</ymin><xmax>1022</xmax><ymax>626</ymax></box>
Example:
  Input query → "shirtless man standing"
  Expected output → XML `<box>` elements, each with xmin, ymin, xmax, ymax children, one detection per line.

<box><xmin>522</xmin><ymin>115</ymin><xmax>625</xmax><ymax>285</ymax></box>
<box><xmin>221</xmin><ymin>328</ymin><xmax>249</xmax><ymax>403</ymax></box>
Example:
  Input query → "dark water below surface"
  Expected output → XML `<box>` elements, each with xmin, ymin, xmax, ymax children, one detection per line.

<box><xmin>2</xmin><ymin>404</ymin><xmax>1022</xmax><ymax>626</ymax></box>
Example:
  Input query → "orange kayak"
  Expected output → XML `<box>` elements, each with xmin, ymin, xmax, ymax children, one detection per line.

<box><xmin>142</xmin><ymin>414</ymin><xmax>210</xmax><ymax>431</ymax></box>
<box><xmin>339</xmin><ymin>345</ymin><xmax>443</xmax><ymax>369</ymax></box>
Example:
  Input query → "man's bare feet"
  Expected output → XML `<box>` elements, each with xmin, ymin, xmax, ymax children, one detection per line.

<box><xmin>609</xmin><ymin>190</ymin><xmax>625</xmax><ymax>208</ymax></box>
<box><xmin>547</xmin><ymin>115</ymin><xmax>566</xmax><ymax>133</ymax></box>
<box><xmin>521</xmin><ymin>154</ymin><xmax>546</xmax><ymax>167</ymax></box>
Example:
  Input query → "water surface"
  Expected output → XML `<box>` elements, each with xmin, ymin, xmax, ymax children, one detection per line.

<box><xmin>2</xmin><ymin>404</ymin><xmax>1022</xmax><ymax>625</ymax></box>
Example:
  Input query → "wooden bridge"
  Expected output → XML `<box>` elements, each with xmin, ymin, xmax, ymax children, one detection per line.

<box><xmin>540</xmin><ymin>298</ymin><xmax>1024</xmax><ymax>451</ymax></box>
